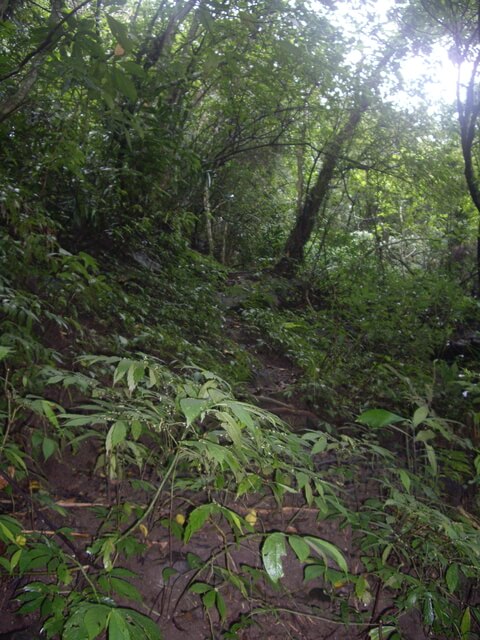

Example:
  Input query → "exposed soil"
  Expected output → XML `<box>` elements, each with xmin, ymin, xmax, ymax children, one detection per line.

<box><xmin>0</xmin><ymin>277</ymin><xmax>427</xmax><ymax>640</ymax></box>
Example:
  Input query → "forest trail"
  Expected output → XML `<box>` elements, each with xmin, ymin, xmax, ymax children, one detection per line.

<box><xmin>222</xmin><ymin>273</ymin><xmax>327</xmax><ymax>433</ymax></box>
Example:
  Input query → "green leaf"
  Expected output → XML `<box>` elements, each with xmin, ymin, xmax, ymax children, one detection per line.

<box><xmin>357</xmin><ymin>409</ymin><xmax>405</xmax><ymax>429</ymax></box>
<box><xmin>126</xmin><ymin>361</ymin><xmax>144</xmax><ymax>392</ymax></box>
<box><xmin>415</xmin><ymin>429</ymin><xmax>435</xmax><ymax>442</ymax></box>
<box><xmin>122</xmin><ymin>610</ymin><xmax>162</xmax><ymax>639</ymax></box>
<box><xmin>398</xmin><ymin>469</ymin><xmax>411</xmax><ymax>493</ymax></box>
<box><xmin>180</xmin><ymin>398</ymin><xmax>209</xmax><ymax>426</ymax></box>
<box><xmin>423</xmin><ymin>592</ymin><xmax>435</xmax><ymax>625</ymax></box>
<box><xmin>262</xmin><ymin>532</ymin><xmax>286</xmax><ymax>583</ymax></box>
<box><xmin>304</xmin><ymin>536</ymin><xmax>348</xmax><ymax>573</ymax></box>
<box><xmin>84</xmin><ymin>605</ymin><xmax>110</xmax><ymax>639</ymax></box>
<box><xmin>184</xmin><ymin>504</ymin><xmax>214</xmax><ymax>543</ymax></box>
<box><xmin>162</xmin><ymin>567</ymin><xmax>177</xmax><ymax>583</ymax></box>
<box><xmin>461</xmin><ymin>607</ymin><xmax>471</xmax><ymax>639</ymax></box>
<box><xmin>311</xmin><ymin>434</ymin><xmax>327</xmax><ymax>454</ymax></box>
<box><xmin>121</xmin><ymin>61</ymin><xmax>146</xmax><ymax>78</ymax></box>
<box><xmin>0</xmin><ymin>345</ymin><xmax>13</xmax><ymax>361</ymax></box>
<box><xmin>108</xmin><ymin>609</ymin><xmax>131</xmax><ymax>640</ymax></box>
<box><xmin>425</xmin><ymin>444</ymin><xmax>437</xmax><ymax>475</ymax></box>
<box><xmin>106</xmin><ymin>14</ymin><xmax>135</xmax><ymax>52</ymax></box>
<box><xmin>42</xmin><ymin>437</ymin><xmax>57</xmax><ymax>461</ymax></box>
<box><xmin>216</xmin><ymin>591</ymin><xmax>227</xmax><ymax>620</ymax></box>
<box><xmin>110</xmin><ymin>577</ymin><xmax>141</xmax><ymax>601</ymax></box>
<box><xmin>219</xmin><ymin>412</ymin><xmax>243</xmax><ymax>448</ymax></box>
<box><xmin>112</xmin><ymin>67</ymin><xmax>137</xmax><ymax>102</ymax></box>
<box><xmin>446</xmin><ymin>563</ymin><xmax>459</xmax><ymax>593</ymax></box>
<box><xmin>130</xmin><ymin>420</ymin><xmax>143</xmax><ymax>440</ymax></box>
<box><xmin>304</xmin><ymin>563</ymin><xmax>325</xmax><ymax>582</ymax></box>
<box><xmin>228</xmin><ymin>402</ymin><xmax>254</xmax><ymax>429</ymax></box>
<box><xmin>203</xmin><ymin>589</ymin><xmax>216</xmax><ymax>609</ymax></box>
<box><xmin>368</xmin><ymin>627</ymin><xmax>397</xmax><ymax>640</ymax></box>
<box><xmin>42</xmin><ymin>400</ymin><xmax>60</xmax><ymax>428</ymax></box>
<box><xmin>106</xmin><ymin>421</ymin><xmax>127</xmax><ymax>454</ymax></box>
<box><xmin>289</xmin><ymin>535</ymin><xmax>310</xmax><ymax>563</ymax></box>
<box><xmin>189</xmin><ymin>582</ymin><xmax>212</xmax><ymax>594</ymax></box>
<box><xmin>413</xmin><ymin>405</ymin><xmax>429</xmax><ymax>428</ymax></box>
<box><xmin>114</xmin><ymin>359</ymin><xmax>133</xmax><ymax>385</ymax></box>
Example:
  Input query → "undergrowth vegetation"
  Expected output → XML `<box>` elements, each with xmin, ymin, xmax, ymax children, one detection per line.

<box><xmin>1</xmin><ymin>210</ymin><xmax>480</xmax><ymax>639</ymax></box>
<box><xmin>3</xmin><ymin>0</ymin><xmax>480</xmax><ymax>637</ymax></box>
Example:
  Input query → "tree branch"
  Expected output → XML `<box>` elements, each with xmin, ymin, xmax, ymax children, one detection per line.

<box><xmin>0</xmin><ymin>0</ymin><xmax>92</xmax><ymax>84</ymax></box>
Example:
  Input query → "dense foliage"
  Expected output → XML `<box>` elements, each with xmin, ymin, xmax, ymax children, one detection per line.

<box><xmin>3</xmin><ymin>0</ymin><xmax>480</xmax><ymax>638</ymax></box>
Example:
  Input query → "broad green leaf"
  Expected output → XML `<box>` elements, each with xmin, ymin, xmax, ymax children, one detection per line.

<box><xmin>368</xmin><ymin>627</ymin><xmax>396</xmax><ymax>640</ymax></box>
<box><xmin>446</xmin><ymin>563</ymin><xmax>459</xmax><ymax>593</ymax></box>
<box><xmin>106</xmin><ymin>14</ymin><xmax>135</xmax><ymax>52</ymax></box>
<box><xmin>289</xmin><ymin>535</ymin><xmax>310</xmax><ymax>563</ymax></box>
<box><xmin>84</xmin><ymin>604</ymin><xmax>110</xmax><ymax>639</ymax></box>
<box><xmin>130</xmin><ymin>420</ymin><xmax>143</xmax><ymax>440</ymax></box>
<box><xmin>110</xmin><ymin>577</ymin><xmax>141</xmax><ymax>601</ymax></box>
<box><xmin>304</xmin><ymin>536</ymin><xmax>348</xmax><ymax>573</ymax></box>
<box><xmin>190</xmin><ymin>582</ymin><xmax>212</xmax><ymax>594</ymax></box>
<box><xmin>184</xmin><ymin>504</ymin><xmax>214</xmax><ymax>543</ymax></box>
<box><xmin>180</xmin><ymin>398</ymin><xmax>209</xmax><ymax>426</ymax></box>
<box><xmin>398</xmin><ymin>469</ymin><xmax>411</xmax><ymax>493</ymax></box>
<box><xmin>413</xmin><ymin>405</ymin><xmax>429</xmax><ymax>428</ymax></box>
<box><xmin>357</xmin><ymin>409</ymin><xmax>405</xmax><ymax>429</ymax></box>
<box><xmin>311</xmin><ymin>434</ymin><xmax>327</xmax><ymax>454</ymax></box>
<box><xmin>461</xmin><ymin>607</ymin><xmax>471</xmax><ymax>639</ymax></box>
<box><xmin>0</xmin><ymin>521</ymin><xmax>16</xmax><ymax>543</ymax></box>
<box><xmin>415</xmin><ymin>429</ymin><xmax>435</xmax><ymax>442</ymax></box>
<box><xmin>425</xmin><ymin>444</ymin><xmax>438</xmax><ymax>475</ymax></box>
<box><xmin>219</xmin><ymin>506</ymin><xmax>243</xmax><ymax>536</ymax></box>
<box><xmin>355</xmin><ymin>574</ymin><xmax>368</xmax><ymax>599</ymax></box>
<box><xmin>295</xmin><ymin>471</ymin><xmax>309</xmax><ymax>489</ymax></box>
<box><xmin>114</xmin><ymin>359</ymin><xmax>133</xmax><ymax>385</ymax></box>
<box><xmin>228</xmin><ymin>402</ymin><xmax>254</xmax><ymax>429</ymax></box>
<box><xmin>126</xmin><ymin>361</ymin><xmax>144</xmax><ymax>391</ymax></box>
<box><xmin>423</xmin><ymin>592</ymin><xmax>435</xmax><ymax>625</ymax></box>
<box><xmin>0</xmin><ymin>345</ymin><xmax>13</xmax><ymax>361</ymax></box>
<box><xmin>106</xmin><ymin>421</ymin><xmax>127</xmax><ymax>454</ymax></box>
<box><xmin>42</xmin><ymin>437</ymin><xmax>57</xmax><ymax>461</ymax></box>
<box><xmin>123</xmin><ymin>610</ymin><xmax>162</xmax><ymax>639</ymax></box>
<box><xmin>216</xmin><ymin>591</ymin><xmax>227</xmax><ymax>620</ymax></box>
<box><xmin>304</xmin><ymin>563</ymin><xmax>325</xmax><ymax>582</ymax></box>
<box><xmin>218</xmin><ymin>412</ymin><xmax>243</xmax><ymax>448</ymax></box>
<box><xmin>121</xmin><ymin>61</ymin><xmax>146</xmax><ymax>78</ymax></box>
<box><xmin>108</xmin><ymin>609</ymin><xmax>131</xmax><ymax>640</ymax></box>
<box><xmin>262</xmin><ymin>532</ymin><xmax>286</xmax><ymax>583</ymax></box>
<box><xmin>202</xmin><ymin>589</ymin><xmax>216</xmax><ymax>608</ymax></box>
<box><xmin>41</xmin><ymin>400</ymin><xmax>60</xmax><ymax>428</ymax></box>
<box><xmin>10</xmin><ymin>548</ymin><xmax>22</xmax><ymax>571</ymax></box>
<box><xmin>162</xmin><ymin>567</ymin><xmax>177</xmax><ymax>583</ymax></box>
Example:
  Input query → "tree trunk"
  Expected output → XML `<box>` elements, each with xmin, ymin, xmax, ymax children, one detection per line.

<box><xmin>275</xmin><ymin>96</ymin><xmax>368</xmax><ymax>276</ymax></box>
<box><xmin>274</xmin><ymin>45</ymin><xmax>399</xmax><ymax>277</ymax></box>
<box><xmin>204</xmin><ymin>173</ymin><xmax>214</xmax><ymax>256</ymax></box>
<box><xmin>456</xmin><ymin>53</ymin><xmax>480</xmax><ymax>293</ymax></box>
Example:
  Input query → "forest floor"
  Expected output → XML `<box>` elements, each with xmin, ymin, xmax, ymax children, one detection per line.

<box><xmin>0</xmin><ymin>270</ymin><xmax>444</xmax><ymax>640</ymax></box>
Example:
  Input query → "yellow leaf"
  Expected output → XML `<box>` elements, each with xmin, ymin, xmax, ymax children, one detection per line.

<box><xmin>15</xmin><ymin>535</ymin><xmax>27</xmax><ymax>547</ymax></box>
<box><xmin>245</xmin><ymin>509</ymin><xmax>257</xmax><ymax>526</ymax></box>
<box><xmin>139</xmin><ymin>524</ymin><xmax>148</xmax><ymax>538</ymax></box>
<box><xmin>175</xmin><ymin>514</ymin><xmax>186</xmax><ymax>526</ymax></box>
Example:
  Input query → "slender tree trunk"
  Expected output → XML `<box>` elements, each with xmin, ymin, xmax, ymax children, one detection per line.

<box><xmin>457</xmin><ymin>53</ymin><xmax>480</xmax><ymax>293</ymax></box>
<box><xmin>275</xmin><ymin>96</ymin><xmax>368</xmax><ymax>275</ymax></box>
<box><xmin>204</xmin><ymin>173</ymin><xmax>214</xmax><ymax>256</ymax></box>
